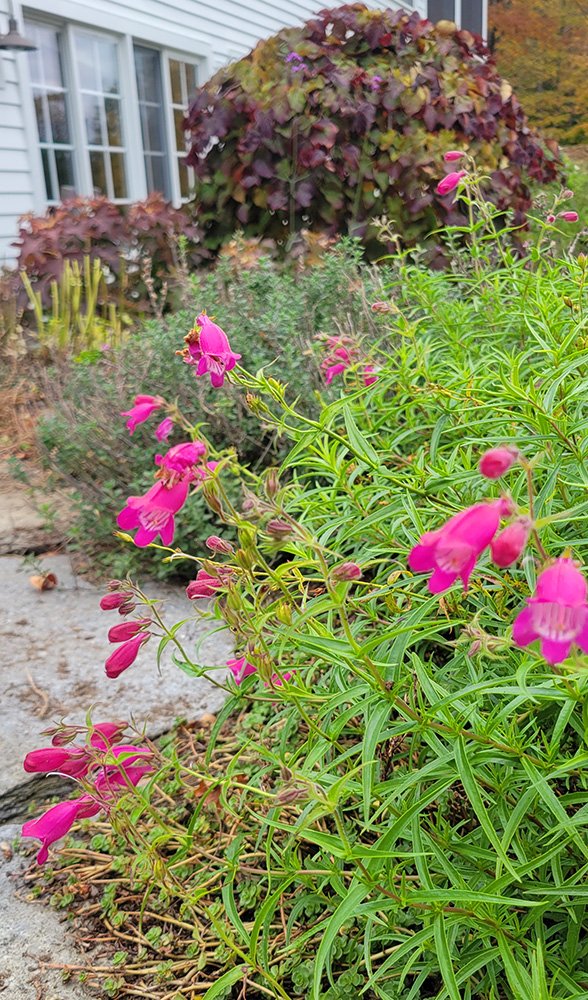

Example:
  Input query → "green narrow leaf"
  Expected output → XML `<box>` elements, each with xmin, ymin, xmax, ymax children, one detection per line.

<box><xmin>455</xmin><ymin>738</ymin><xmax>520</xmax><ymax>879</ymax></box>
<box><xmin>433</xmin><ymin>915</ymin><xmax>461</xmax><ymax>1000</ymax></box>
<box><xmin>343</xmin><ymin>405</ymin><xmax>380</xmax><ymax>466</ymax></box>
<box><xmin>201</xmin><ymin>963</ymin><xmax>247</xmax><ymax>999</ymax></box>
<box><xmin>312</xmin><ymin>882</ymin><xmax>370</xmax><ymax>998</ymax></box>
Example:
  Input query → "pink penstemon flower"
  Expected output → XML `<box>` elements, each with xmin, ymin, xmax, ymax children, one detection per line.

<box><xmin>121</xmin><ymin>395</ymin><xmax>163</xmax><ymax>434</ymax></box>
<box><xmin>154</xmin><ymin>416</ymin><xmax>174</xmax><ymax>442</ymax></box>
<box><xmin>513</xmin><ymin>557</ymin><xmax>588</xmax><ymax>664</ymax></box>
<box><xmin>408</xmin><ymin>498</ymin><xmax>511</xmax><ymax>593</ymax></box>
<box><xmin>181</xmin><ymin>313</ymin><xmax>241</xmax><ymax>388</ymax></box>
<box><xmin>105</xmin><ymin>632</ymin><xmax>151</xmax><ymax>679</ymax></box>
<box><xmin>117</xmin><ymin>478</ymin><xmax>190</xmax><ymax>547</ymax></box>
<box><xmin>479</xmin><ymin>446</ymin><xmax>520</xmax><ymax>479</ymax></box>
<box><xmin>558</xmin><ymin>211</ymin><xmax>579</xmax><ymax>223</ymax></box>
<box><xmin>436</xmin><ymin>170</ymin><xmax>467</xmax><ymax>197</ymax></box>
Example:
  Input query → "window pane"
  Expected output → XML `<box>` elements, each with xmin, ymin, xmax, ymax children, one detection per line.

<box><xmin>83</xmin><ymin>94</ymin><xmax>103</xmax><ymax>145</ymax></box>
<box><xmin>41</xmin><ymin>148</ymin><xmax>55</xmax><ymax>201</ymax></box>
<box><xmin>178</xmin><ymin>161</ymin><xmax>190</xmax><ymax>199</ymax></box>
<box><xmin>55</xmin><ymin>150</ymin><xmax>75</xmax><ymax>197</ymax></box>
<box><xmin>105</xmin><ymin>97</ymin><xmax>123</xmax><ymax>147</ymax></box>
<box><xmin>428</xmin><ymin>0</ymin><xmax>455</xmax><ymax>20</ymax></box>
<box><xmin>174</xmin><ymin>108</ymin><xmax>187</xmax><ymax>152</ymax></box>
<box><xmin>185</xmin><ymin>63</ymin><xmax>197</xmax><ymax>95</ymax></box>
<box><xmin>461</xmin><ymin>0</ymin><xmax>483</xmax><ymax>34</ymax></box>
<box><xmin>169</xmin><ymin>59</ymin><xmax>182</xmax><ymax>104</ymax></box>
<box><xmin>38</xmin><ymin>25</ymin><xmax>63</xmax><ymax>88</ymax></box>
<box><xmin>146</xmin><ymin>104</ymin><xmax>165</xmax><ymax>152</ymax></box>
<box><xmin>98</xmin><ymin>39</ymin><xmax>119</xmax><ymax>94</ymax></box>
<box><xmin>48</xmin><ymin>92</ymin><xmax>70</xmax><ymax>144</ymax></box>
<box><xmin>146</xmin><ymin>155</ymin><xmax>167</xmax><ymax>194</ymax></box>
<box><xmin>33</xmin><ymin>90</ymin><xmax>48</xmax><ymax>143</ymax></box>
<box><xmin>76</xmin><ymin>34</ymin><xmax>98</xmax><ymax>90</ymax></box>
<box><xmin>90</xmin><ymin>151</ymin><xmax>107</xmax><ymax>195</ymax></box>
<box><xmin>110</xmin><ymin>153</ymin><xmax>127</xmax><ymax>198</ymax></box>
<box><xmin>135</xmin><ymin>46</ymin><xmax>159</xmax><ymax>103</ymax></box>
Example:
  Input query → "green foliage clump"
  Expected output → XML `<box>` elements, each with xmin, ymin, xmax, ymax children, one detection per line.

<box><xmin>185</xmin><ymin>2</ymin><xmax>561</xmax><ymax>256</ymax></box>
<box><xmin>31</xmin><ymin>188</ymin><xmax>588</xmax><ymax>998</ymax></box>
<box><xmin>36</xmin><ymin>242</ymin><xmax>387</xmax><ymax>578</ymax></box>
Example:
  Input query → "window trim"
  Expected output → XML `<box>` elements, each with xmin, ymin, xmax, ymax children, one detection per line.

<box><xmin>161</xmin><ymin>49</ymin><xmax>199</xmax><ymax>206</ymax></box>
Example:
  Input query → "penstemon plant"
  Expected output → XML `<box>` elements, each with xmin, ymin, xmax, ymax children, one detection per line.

<box><xmin>21</xmin><ymin>167</ymin><xmax>588</xmax><ymax>999</ymax></box>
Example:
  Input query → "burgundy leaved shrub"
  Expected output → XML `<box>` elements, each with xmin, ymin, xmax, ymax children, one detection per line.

<box><xmin>14</xmin><ymin>193</ymin><xmax>209</xmax><ymax>313</ymax></box>
<box><xmin>185</xmin><ymin>3</ymin><xmax>562</xmax><ymax>253</ymax></box>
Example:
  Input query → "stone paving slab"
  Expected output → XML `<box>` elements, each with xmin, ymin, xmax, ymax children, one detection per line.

<box><xmin>0</xmin><ymin>553</ymin><xmax>232</xmax><ymax>807</ymax></box>
<box><xmin>0</xmin><ymin>822</ymin><xmax>95</xmax><ymax>999</ymax></box>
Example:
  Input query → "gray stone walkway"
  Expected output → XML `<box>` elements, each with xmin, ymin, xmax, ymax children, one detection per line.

<box><xmin>0</xmin><ymin>552</ymin><xmax>232</xmax><ymax>998</ymax></box>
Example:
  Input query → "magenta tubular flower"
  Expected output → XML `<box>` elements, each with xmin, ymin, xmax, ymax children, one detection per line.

<box><xmin>155</xmin><ymin>441</ymin><xmax>207</xmax><ymax>475</ymax></box>
<box><xmin>559</xmin><ymin>211</ymin><xmax>579</xmax><ymax>223</ymax></box>
<box><xmin>513</xmin><ymin>558</ymin><xmax>588</xmax><ymax>664</ymax></box>
<box><xmin>184</xmin><ymin>314</ymin><xmax>241</xmax><ymax>388</ymax></box>
<box><xmin>117</xmin><ymin>479</ymin><xmax>190</xmax><ymax>547</ymax></box>
<box><xmin>491</xmin><ymin>520</ymin><xmax>531</xmax><ymax>568</ymax></box>
<box><xmin>436</xmin><ymin>170</ymin><xmax>467</xmax><ymax>196</ymax></box>
<box><xmin>121</xmin><ymin>395</ymin><xmax>162</xmax><ymax>434</ymax></box>
<box><xmin>100</xmin><ymin>592</ymin><xmax>130</xmax><ymax>611</ymax></box>
<box><xmin>479</xmin><ymin>446</ymin><xmax>519</xmax><ymax>479</ymax></box>
<box><xmin>23</xmin><ymin>746</ymin><xmax>90</xmax><ymax>778</ymax></box>
<box><xmin>363</xmin><ymin>365</ymin><xmax>378</xmax><ymax>387</ymax></box>
<box><xmin>444</xmin><ymin>150</ymin><xmax>465</xmax><ymax>162</ymax></box>
<box><xmin>105</xmin><ymin>634</ymin><xmax>149</xmax><ymax>679</ymax></box>
<box><xmin>408</xmin><ymin>499</ymin><xmax>508</xmax><ymax>594</ymax></box>
<box><xmin>155</xmin><ymin>417</ymin><xmax>174</xmax><ymax>442</ymax></box>
<box><xmin>107</xmin><ymin>619</ymin><xmax>151</xmax><ymax>643</ymax></box>
<box><xmin>89</xmin><ymin>721</ymin><xmax>128</xmax><ymax>748</ymax></box>
<box><xmin>227</xmin><ymin>656</ymin><xmax>258</xmax><ymax>685</ymax></box>
<box><xmin>22</xmin><ymin>796</ymin><xmax>100</xmax><ymax>864</ymax></box>
<box><xmin>186</xmin><ymin>569</ymin><xmax>224</xmax><ymax>600</ymax></box>
<box><xmin>324</xmin><ymin>361</ymin><xmax>348</xmax><ymax>384</ymax></box>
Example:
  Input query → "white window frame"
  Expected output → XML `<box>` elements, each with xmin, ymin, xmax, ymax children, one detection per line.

<box><xmin>161</xmin><ymin>50</ymin><xmax>200</xmax><ymax>206</ymax></box>
<box><xmin>21</xmin><ymin>9</ymin><xmax>205</xmax><ymax>211</ymax></box>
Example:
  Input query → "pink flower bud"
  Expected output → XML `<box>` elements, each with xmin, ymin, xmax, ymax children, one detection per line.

<box><xmin>105</xmin><ymin>634</ymin><xmax>149</xmax><ymax>679</ymax></box>
<box><xmin>371</xmin><ymin>300</ymin><xmax>393</xmax><ymax>313</ymax></box>
<box><xmin>331</xmin><ymin>562</ymin><xmax>363</xmax><ymax>582</ymax></box>
<box><xmin>435</xmin><ymin>170</ymin><xmax>467</xmax><ymax>197</ymax></box>
<box><xmin>117</xmin><ymin>600</ymin><xmax>137</xmax><ymax>616</ymax></box>
<box><xmin>100</xmin><ymin>592</ymin><xmax>129</xmax><ymax>611</ymax></box>
<box><xmin>559</xmin><ymin>211</ymin><xmax>579</xmax><ymax>223</ymax></box>
<box><xmin>154</xmin><ymin>417</ymin><xmax>174</xmax><ymax>442</ymax></box>
<box><xmin>546</xmin><ymin>214</ymin><xmax>556</xmax><ymax>224</ymax></box>
<box><xmin>186</xmin><ymin>569</ymin><xmax>223</xmax><ymax>600</ymax></box>
<box><xmin>490</xmin><ymin>519</ymin><xmax>531</xmax><ymax>568</ymax></box>
<box><xmin>107</xmin><ymin>619</ymin><xmax>151</xmax><ymax>643</ymax></box>
<box><xmin>443</xmin><ymin>150</ymin><xmax>464</xmax><ymax>162</ymax></box>
<box><xmin>88</xmin><ymin>721</ymin><xmax>128</xmax><ymax>748</ymax></box>
<box><xmin>478</xmin><ymin>446</ymin><xmax>519</xmax><ymax>479</ymax></box>
<box><xmin>562</xmin><ymin>189</ymin><xmax>574</xmax><ymax>200</ymax></box>
<box><xmin>205</xmin><ymin>535</ymin><xmax>234</xmax><ymax>554</ymax></box>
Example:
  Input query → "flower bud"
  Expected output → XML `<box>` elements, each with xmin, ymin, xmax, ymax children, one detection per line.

<box><xmin>264</xmin><ymin>468</ymin><xmax>280</xmax><ymax>499</ymax></box>
<box><xmin>105</xmin><ymin>634</ymin><xmax>149</xmax><ymax>679</ymax></box>
<box><xmin>205</xmin><ymin>535</ymin><xmax>234</xmax><ymax>554</ymax></box>
<box><xmin>546</xmin><ymin>214</ymin><xmax>556</xmax><ymax>224</ymax></box>
<box><xmin>276</xmin><ymin>602</ymin><xmax>293</xmax><ymax>625</ymax></box>
<box><xmin>275</xmin><ymin>787</ymin><xmax>307</xmax><ymax>805</ymax></box>
<box><xmin>490</xmin><ymin>519</ymin><xmax>531</xmax><ymax>568</ymax></box>
<box><xmin>107</xmin><ymin>619</ymin><xmax>151</xmax><ymax>643</ymax></box>
<box><xmin>435</xmin><ymin>170</ymin><xmax>467</xmax><ymax>197</ymax></box>
<box><xmin>559</xmin><ymin>211</ymin><xmax>579</xmax><ymax>223</ymax></box>
<box><xmin>478</xmin><ymin>446</ymin><xmax>519</xmax><ymax>479</ymax></box>
<box><xmin>443</xmin><ymin>150</ymin><xmax>465</xmax><ymax>162</ymax></box>
<box><xmin>331</xmin><ymin>562</ymin><xmax>362</xmax><ymax>582</ymax></box>
<box><xmin>100</xmin><ymin>592</ymin><xmax>130</xmax><ymax>611</ymax></box>
<box><xmin>266</xmin><ymin>518</ymin><xmax>293</xmax><ymax>539</ymax></box>
<box><xmin>578</xmin><ymin>253</ymin><xmax>587</xmax><ymax>268</ymax></box>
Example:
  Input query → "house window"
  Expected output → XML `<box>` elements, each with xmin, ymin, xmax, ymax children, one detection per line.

<box><xmin>168</xmin><ymin>58</ymin><xmax>198</xmax><ymax>200</ymax></box>
<box><xmin>74</xmin><ymin>31</ymin><xmax>127</xmax><ymax>200</ymax></box>
<box><xmin>25</xmin><ymin>21</ymin><xmax>76</xmax><ymax>203</ymax></box>
<box><xmin>24</xmin><ymin>20</ymin><xmax>202</xmax><ymax>209</ymax></box>
<box><xmin>134</xmin><ymin>46</ymin><xmax>169</xmax><ymax>197</ymax></box>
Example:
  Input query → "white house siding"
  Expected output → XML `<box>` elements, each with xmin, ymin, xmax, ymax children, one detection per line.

<box><xmin>0</xmin><ymin>0</ymin><xmax>427</xmax><ymax>263</ymax></box>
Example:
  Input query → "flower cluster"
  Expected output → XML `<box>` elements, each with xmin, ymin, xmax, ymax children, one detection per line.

<box><xmin>100</xmin><ymin>581</ymin><xmax>152</xmax><ymax>678</ymax></box>
<box><xmin>21</xmin><ymin>722</ymin><xmax>153</xmax><ymax>864</ymax></box>
<box><xmin>320</xmin><ymin>335</ymin><xmax>377</xmax><ymax>387</ymax></box>
<box><xmin>409</xmin><ymin>444</ymin><xmax>588</xmax><ymax>666</ymax></box>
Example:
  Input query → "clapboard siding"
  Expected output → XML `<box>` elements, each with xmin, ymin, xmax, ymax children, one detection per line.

<box><xmin>0</xmin><ymin>0</ymin><xmax>428</xmax><ymax>261</ymax></box>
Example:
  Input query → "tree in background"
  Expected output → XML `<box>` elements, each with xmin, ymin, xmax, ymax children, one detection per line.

<box><xmin>489</xmin><ymin>0</ymin><xmax>588</xmax><ymax>144</ymax></box>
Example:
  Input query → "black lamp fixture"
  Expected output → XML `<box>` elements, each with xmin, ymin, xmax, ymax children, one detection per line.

<box><xmin>0</xmin><ymin>15</ymin><xmax>37</xmax><ymax>51</ymax></box>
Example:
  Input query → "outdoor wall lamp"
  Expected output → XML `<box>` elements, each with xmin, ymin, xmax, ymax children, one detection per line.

<box><xmin>0</xmin><ymin>15</ymin><xmax>36</xmax><ymax>50</ymax></box>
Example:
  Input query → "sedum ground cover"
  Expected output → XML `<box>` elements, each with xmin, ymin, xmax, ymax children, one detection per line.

<box><xmin>20</xmin><ymin>177</ymin><xmax>588</xmax><ymax>999</ymax></box>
